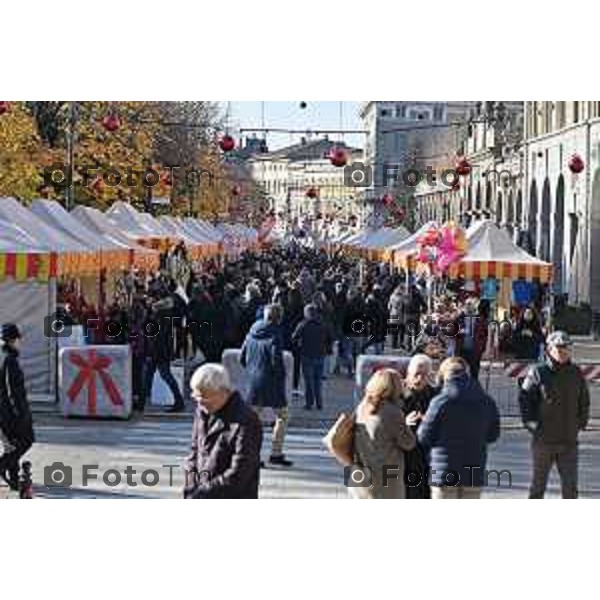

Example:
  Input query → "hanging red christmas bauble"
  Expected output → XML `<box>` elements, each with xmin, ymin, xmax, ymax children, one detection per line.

<box><xmin>456</xmin><ymin>157</ymin><xmax>471</xmax><ymax>177</ymax></box>
<box><xmin>102</xmin><ymin>113</ymin><xmax>121</xmax><ymax>132</ymax></box>
<box><xmin>232</xmin><ymin>185</ymin><xmax>241</xmax><ymax>196</ymax></box>
<box><xmin>568</xmin><ymin>153</ymin><xmax>585</xmax><ymax>174</ymax></box>
<box><xmin>0</xmin><ymin>102</ymin><xmax>10</xmax><ymax>115</ymax></box>
<box><xmin>219</xmin><ymin>134</ymin><xmax>236</xmax><ymax>152</ymax></box>
<box><xmin>161</xmin><ymin>171</ymin><xmax>173</xmax><ymax>186</ymax></box>
<box><xmin>395</xmin><ymin>207</ymin><xmax>405</xmax><ymax>221</ymax></box>
<box><xmin>306</xmin><ymin>187</ymin><xmax>318</xmax><ymax>198</ymax></box>
<box><xmin>329</xmin><ymin>146</ymin><xmax>348</xmax><ymax>168</ymax></box>
<box><xmin>382</xmin><ymin>193</ymin><xmax>394</xmax><ymax>206</ymax></box>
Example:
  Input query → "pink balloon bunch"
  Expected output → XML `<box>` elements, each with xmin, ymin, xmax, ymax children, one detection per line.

<box><xmin>436</xmin><ymin>222</ymin><xmax>467</xmax><ymax>273</ymax></box>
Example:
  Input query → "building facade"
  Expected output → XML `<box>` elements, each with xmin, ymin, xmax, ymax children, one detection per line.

<box><xmin>414</xmin><ymin>102</ymin><xmax>524</xmax><ymax>230</ymax></box>
<box><xmin>247</xmin><ymin>137</ymin><xmax>363</xmax><ymax>225</ymax></box>
<box><xmin>523</xmin><ymin>101</ymin><xmax>600</xmax><ymax>306</ymax></box>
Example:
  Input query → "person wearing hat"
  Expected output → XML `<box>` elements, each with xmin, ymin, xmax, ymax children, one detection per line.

<box><xmin>519</xmin><ymin>330</ymin><xmax>590</xmax><ymax>498</ymax></box>
<box><xmin>0</xmin><ymin>324</ymin><xmax>34</xmax><ymax>491</ymax></box>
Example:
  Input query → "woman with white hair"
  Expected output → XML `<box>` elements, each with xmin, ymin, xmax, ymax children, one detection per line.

<box><xmin>403</xmin><ymin>354</ymin><xmax>438</xmax><ymax>499</ymax></box>
<box><xmin>184</xmin><ymin>363</ymin><xmax>263</xmax><ymax>499</ymax></box>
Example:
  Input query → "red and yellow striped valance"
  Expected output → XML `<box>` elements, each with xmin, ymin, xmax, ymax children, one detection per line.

<box><xmin>447</xmin><ymin>260</ymin><xmax>553</xmax><ymax>283</ymax></box>
<box><xmin>0</xmin><ymin>252</ymin><xmax>58</xmax><ymax>282</ymax></box>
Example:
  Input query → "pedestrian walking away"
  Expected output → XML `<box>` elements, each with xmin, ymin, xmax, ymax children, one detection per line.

<box><xmin>240</xmin><ymin>303</ymin><xmax>293</xmax><ymax>466</ymax></box>
<box><xmin>417</xmin><ymin>357</ymin><xmax>500</xmax><ymax>499</ymax></box>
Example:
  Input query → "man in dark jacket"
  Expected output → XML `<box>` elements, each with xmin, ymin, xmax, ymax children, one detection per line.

<box><xmin>240</xmin><ymin>304</ymin><xmax>293</xmax><ymax>467</ymax></box>
<box><xmin>401</xmin><ymin>284</ymin><xmax>427</xmax><ymax>351</ymax></box>
<box><xmin>0</xmin><ymin>324</ymin><xmax>34</xmax><ymax>491</ymax></box>
<box><xmin>519</xmin><ymin>331</ymin><xmax>590</xmax><ymax>498</ymax></box>
<box><xmin>292</xmin><ymin>303</ymin><xmax>333</xmax><ymax>411</ymax></box>
<box><xmin>418</xmin><ymin>356</ymin><xmax>500</xmax><ymax>499</ymax></box>
<box><xmin>143</xmin><ymin>292</ymin><xmax>185</xmax><ymax>413</ymax></box>
<box><xmin>184</xmin><ymin>363</ymin><xmax>262</xmax><ymax>499</ymax></box>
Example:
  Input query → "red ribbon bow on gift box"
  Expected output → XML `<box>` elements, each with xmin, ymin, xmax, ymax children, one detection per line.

<box><xmin>67</xmin><ymin>349</ymin><xmax>124</xmax><ymax>416</ymax></box>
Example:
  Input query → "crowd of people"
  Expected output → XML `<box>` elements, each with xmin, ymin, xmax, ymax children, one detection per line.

<box><xmin>0</xmin><ymin>242</ymin><xmax>591</xmax><ymax>499</ymax></box>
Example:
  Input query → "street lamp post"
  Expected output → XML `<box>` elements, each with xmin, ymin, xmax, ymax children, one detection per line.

<box><xmin>65</xmin><ymin>101</ymin><xmax>78</xmax><ymax>211</ymax></box>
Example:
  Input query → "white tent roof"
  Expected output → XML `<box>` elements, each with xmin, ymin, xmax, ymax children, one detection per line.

<box><xmin>0</xmin><ymin>197</ymin><xmax>90</xmax><ymax>254</ymax></box>
<box><xmin>465</xmin><ymin>218</ymin><xmax>490</xmax><ymax>243</ymax></box>
<box><xmin>107</xmin><ymin>201</ymin><xmax>172</xmax><ymax>239</ymax></box>
<box><xmin>459</xmin><ymin>220</ymin><xmax>550</xmax><ymax>265</ymax></box>
<box><xmin>362</xmin><ymin>226</ymin><xmax>411</xmax><ymax>249</ymax></box>
<box><xmin>389</xmin><ymin>221</ymin><xmax>438</xmax><ymax>254</ymax></box>
<box><xmin>157</xmin><ymin>216</ymin><xmax>204</xmax><ymax>246</ymax></box>
<box><xmin>342</xmin><ymin>227</ymin><xmax>373</xmax><ymax>247</ymax></box>
<box><xmin>0</xmin><ymin>219</ymin><xmax>50</xmax><ymax>253</ymax></box>
<box><xmin>71</xmin><ymin>205</ymin><xmax>155</xmax><ymax>253</ymax></box>
<box><xmin>184</xmin><ymin>218</ymin><xmax>222</xmax><ymax>242</ymax></box>
<box><xmin>31</xmin><ymin>199</ymin><xmax>128</xmax><ymax>252</ymax></box>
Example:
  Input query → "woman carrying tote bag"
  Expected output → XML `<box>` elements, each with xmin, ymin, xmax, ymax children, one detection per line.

<box><xmin>348</xmin><ymin>369</ymin><xmax>416</xmax><ymax>499</ymax></box>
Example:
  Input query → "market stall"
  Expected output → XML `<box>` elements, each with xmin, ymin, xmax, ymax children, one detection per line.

<box><xmin>446</xmin><ymin>221</ymin><xmax>552</xmax><ymax>318</ymax></box>
<box><xmin>0</xmin><ymin>218</ymin><xmax>57</xmax><ymax>396</ymax></box>
<box><xmin>106</xmin><ymin>201</ymin><xmax>175</xmax><ymax>252</ymax></box>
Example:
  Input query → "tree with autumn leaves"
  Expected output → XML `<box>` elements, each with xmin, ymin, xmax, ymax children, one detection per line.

<box><xmin>0</xmin><ymin>101</ymin><xmax>262</xmax><ymax>220</ymax></box>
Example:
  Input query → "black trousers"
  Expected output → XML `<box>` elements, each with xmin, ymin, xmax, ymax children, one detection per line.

<box><xmin>0</xmin><ymin>425</ymin><xmax>34</xmax><ymax>484</ymax></box>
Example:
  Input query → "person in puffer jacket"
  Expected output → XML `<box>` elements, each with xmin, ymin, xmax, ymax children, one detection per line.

<box><xmin>240</xmin><ymin>304</ymin><xmax>292</xmax><ymax>467</ymax></box>
<box><xmin>417</xmin><ymin>357</ymin><xmax>500</xmax><ymax>499</ymax></box>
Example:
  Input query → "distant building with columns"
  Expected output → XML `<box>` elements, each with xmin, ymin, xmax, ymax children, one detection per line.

<box><xmin>523</xmin><ymin>101</ymin><xmax>600</xmax><ymax>306</ymax></box>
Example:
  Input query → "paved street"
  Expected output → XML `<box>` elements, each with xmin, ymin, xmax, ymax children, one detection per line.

<box><xmin>5</xmin><ymin>342</ymin><xmax>600</xmax><ymax>499</ymax></box>
<box><xmin>2</xmin><ymin>415</ymin><xmax>599</xmax><ymax>499</ymax></box>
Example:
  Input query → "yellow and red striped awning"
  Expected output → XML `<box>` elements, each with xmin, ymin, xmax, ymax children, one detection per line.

<box><xmin>0</xmin><ymin>252</ymin><xmax>58</xmax><ymax>283</ymax></box>
<box><xmin>447</xmin><ymin>260</ymin><xmax>553</xmax><ymax>283</ymax></box>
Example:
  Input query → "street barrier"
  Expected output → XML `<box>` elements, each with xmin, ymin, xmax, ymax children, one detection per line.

<box><xmin>482</xmin><ymin>359</ymin><xmax>600</xmax><ymax>418</ymax></box>
<box><xmin>355</xmin><ymin>354</ymin><xmax>412</xmax><ymax>401</ymax></box>
<box><xmin>353</xmin><ymin>355</ymin><xmax>600</xmax><ymax>419</ymax></box>
<box><xmin>59</xmin><ymin>345</ymin><xmax>132</xmax><ymax>418</ymax></box>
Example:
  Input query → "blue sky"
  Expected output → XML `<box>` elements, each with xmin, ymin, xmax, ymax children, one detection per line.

<box><xmin>227</xmin><ymin>101</ymin><xmax>364</xmax><ymax>150</ymax></box>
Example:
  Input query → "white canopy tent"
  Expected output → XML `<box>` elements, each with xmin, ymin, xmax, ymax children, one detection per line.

<box><xmin>71</xmin><ymin>205</ymin><xmax>160</xmax><ymax>271</ymax></box>
<box><xmin>448</xmin><ymin>220</ymin><xmax>552</xmax><ymax>283</ymax></box>
<box><xmin>0</xmin><ymin>215</ymin><xmax>57</xmax><ymax>396</ymax></box>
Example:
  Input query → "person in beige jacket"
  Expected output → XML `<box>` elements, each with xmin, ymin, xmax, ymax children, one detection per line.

<box><xmin>348</xmin><ymin>369</ymin><xmax>416</xmax><ymax>499</ymax></box>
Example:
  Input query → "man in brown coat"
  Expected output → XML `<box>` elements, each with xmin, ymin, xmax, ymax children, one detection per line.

<box><xmin>184</xmin><ymin>363</ymin><xmax>262</xmax><ymax>499</ymax></box>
